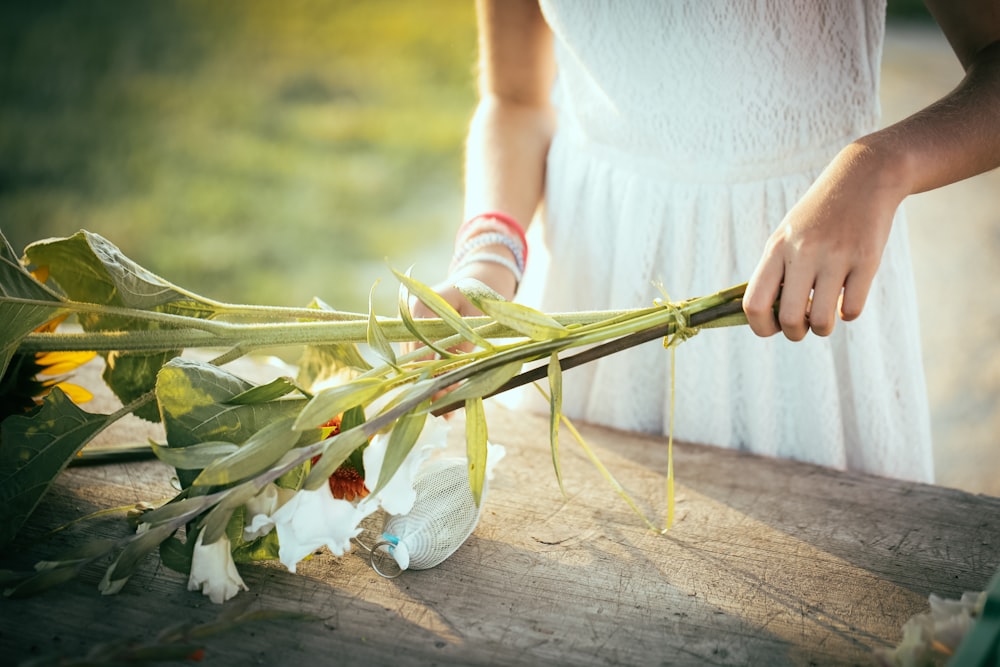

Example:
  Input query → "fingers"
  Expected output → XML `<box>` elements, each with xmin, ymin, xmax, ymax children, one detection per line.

<box><xmin>743</xmin><ymin>252</ymin><xmax>783</xmax><ymax>337</ymax></box>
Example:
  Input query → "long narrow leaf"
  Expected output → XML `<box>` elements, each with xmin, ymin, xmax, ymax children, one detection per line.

<box><xmin>371</xmin><ymin>411</ymin><xmax>427</xmax><ymax>497</ymax></box>
<box><xmin>367</xmin><ymin>281</ymin><xmax>398</xmax><ymax>367</ymax></box>
<box><xmin>192</xmin><ymin>418</ymin><xmax>300</xmax><ymax>487</ymax></box>
<box><xmin>392</xmin><ymin>269</ymin><xmax>492</xmax><ymax>350</ymax></box>
<box><xmin>430</xmin><ymin>359</ymin><xmax>523</xmax><ymax>407</ymax></box>
<box><xmin>465</xmin><ymin>398</ymin><xmax>488</xmax><ymax>506</ymax></box>
<box><xmin>398</xmin><ymin>268</ymin><xmax>453</xmax><ymax>358</ymax></box>
<box><xmin>458</xmin><ymin>281</ymin><xmax>567</xmax><ymax>341</ymax></box>
<box><xmin>547</xmin><ymin>353</ymin><xmax>565</xmax><ymax>495</ymax></box>
<box><xmin>293</xmin><ymin>377</ymin><xmax>386</xmax><ymax>432</ymax></box>
<box><xmin>302</xmin><ymin>427</ymin><xmax>371</xmax><ymax>491</ymax></box>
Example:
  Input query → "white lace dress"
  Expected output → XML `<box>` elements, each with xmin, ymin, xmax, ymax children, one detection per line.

<box><xmin>513</xmin><ymin>0</ymin><xmax>934</xmax><ymax>482</ymax></box>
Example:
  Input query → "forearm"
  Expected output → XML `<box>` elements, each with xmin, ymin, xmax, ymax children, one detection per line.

<box><xmin>463</xmin><ymin>95</ymin><xmax>555</xmax><ymax>227</ymax></box>
<box><xmin>858</xmin><ymin>38</ymin><xmax>1000</xmax><ymax>200</ymax></box>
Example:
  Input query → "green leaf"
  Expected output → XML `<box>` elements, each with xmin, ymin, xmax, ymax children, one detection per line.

<box><xmin>225</xmin><ymin>376</ymin><xmax>301</xmax><ymax>405</ymax></box>
<box><xmin>0</xmin><ymin>230</ymin><xmax>68</xmax><ymax>378</ymax></box>
<box><xmin>156</xmin><ymin>359</ymin><xmax>309</xmax><ymax>487</ymax></box>
<box><xmin>24</xmin><ymin>231</ymin><xmax>216</xmax><ymax>316</ymax></box>
<box><xmin>398</xmin><ymin>267</ymin><xmax>453</xmax><ymax>358</ymax></box>
<box><xmin>302</xmin><ymin>427</ymin><xmax>371</xmax><ymax>490</ymax></box>
<box><xmin>547</xmin><ymin>352</ymin><xmax>565</xmax><ymax>495</ymax></box>
<box><xmin>452</xmin><ymin>276</ymin><xmax>507</xmax><ymax>303</ymax></box>
<box><xmin>392</xmin><ymin>269</ymin><xmax>492</xmax><ymax>350</ymax></box>
<box><xmin>24</xmin><ymin>232</ymin><xmax>223</xmax><ymax>416</ymax></box>
<box><xmin>465</xmin><ymin>398</ymin><xmax>488</xmax><ymax>506</ymax></box>
<box><xmin>367</xmin><ymin>281</ymin><xmax>397</xmax><ymax>367</ymax></box>
<box><xmin>4</xmin><ymin>560</ymin><xmax>88</xmax><ymax>598</ymax></box>
<box><xmin>228</xmin><ymin>505</ymin><xmax>281</xmax><ymax>564</ymax></box>
<box><xmin>150</xmin><ymin>440</ymin><xmax>239</xmax><ymax>470</ymax></box>
<box><xmin>159</xmin><ymin>535</ymin><xmax>194</xmax><ymax>575</ymax></box>
<box><xmin>430</xmin><ymin>359</ymin><xmax>523</xmax><ymax>407</ymax></box>
<box><xmin>102</xmin><ymin>351</ymin><xmax>174</xmax><ymax>423</ymax></box>
<box><xmin>371</xmin><ymin>410</ymin><xmax>427</xmax><ymax>496</ymax></box>
<box><xmin>100</xmin><ymin>522</ymin><xmax>176</xmax><ymax>595</ymax></box>
<box><xmin>191</xmin><ymin>418</ymin><xmax>300</xmax><ymax>488</ymax></box>
<box><xmin>458</xmin><ymin>283</ymin><xmax>568</xmax><ymax>341</ymax></box>
<box><xmin>296</xmin><ymin>297</ymin><xmax>372</xmax><ymax>386</ymax></box>
<box><xmin>292</xmin><ymin>377</ymin><xmax>386</xmax><ymax>432</ymax></box>
<box><xmin>0</xmin><ymin>388</ymin><xmax>111</xmax><ymax>548</ymax></box>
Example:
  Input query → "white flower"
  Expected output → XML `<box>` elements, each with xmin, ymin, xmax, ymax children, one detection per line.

<box><xmin>243</xmin><ymin>483</ymin><xmax>296</xmax><ymax>540</ymax></box>
<box><xmin>187</xmin><ymin>532</ymin><xmax>248</xmax><ymax>604</ymax></box>
<box><xmin>239</xmin><ymin>412</ymin><xmax>451</xmax><ymax>575</ymax></box>
<box><xmin>359</xmin><ymin>414</ymin><xmax>449</xmax><ymax>516</ymax></box>
<box><xmin>268</xmin><ymin>484</ymin><xmax>371</xmax><ymax>573</ymax></box>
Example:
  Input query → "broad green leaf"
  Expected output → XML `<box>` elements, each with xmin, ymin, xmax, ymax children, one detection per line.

<box><xmin>302</xmin><ymin>427</ymin><xmax>370</xmax><ymax>490</ymax></box>
<box><xmin>459</xmin><ymin>286</ymin><xmax>568</xmax><ymax>341</ymax></box>
<box><xmin>0</xmin><ymin>231</ymin><xmax>68</xmax><ymax>378</ymax></box>
<box><xmin>227</xmin><ymin>505</ymin><xmax>281</xmax><ymax>564</ymax></box>
<box><xmin>429</xmin><ymin>359</ymin><xmax>523</xmax><ymax>407</ymax></box>
<box><xmin>465</xmin><ymin>398</ymin><xmax>488</xmax><ymax>506</ymax></box>
<box><xmin>150</xmin><ymin>440</ymin><xmax>240</xmax><ymax>470</ymax></box>
<box><xmin>192</xmin><ymin>418</ymin><xmax>300</xmax><ymax>487</ymax></box>
<box><xmin>0</xmin><ymin>388</ymin><xmax>111</xmax><ymax>548</ymax></box>
<box><xmin>0</xmin><ymin>301</ymin><xmax>68</xmax><ymax>381</ymax></box>
<box><xmin>393</xmin><ymin>269</ymin><xmax>492</xmax><ymax>350</ymax></box>
<box><xmin>295</xmin><ymin>341</ymin><xmax>371</xmax><ymax>389</ymax></box>
<box><xmin>103</xmin><ymin>350</ymin><xmax>174</xmax><ymax>422</ymax></box>
<box><xmin>24</xmin><ymin>231</ymin><xmax>216</xmax><ymax>316</ymax></box>
<box><xmin>398</xmin><ymin>268</ymin><xmax>452</xmax><ymax>358</ymax></box>
<box><xmin>156</xmin><ymin>359</ymin><xmax>309</xmax><ymax>487</ymax></box>
<box><xmin>547</xmin><ymin>352</ymin><xmax>565</xmax><ymax>495</ymax></box>
<box><xmin>159</xmin><ymin>535</ymin><xmax>194</xmax><ymax>575</ymax></box>
<box><xmin>371</xmin><ymin>410</ymin><xmax>427</xmax><ymax>497</ymax></box>
<box><xmin>225</xmin><ymin>376</ymin><xmax>301</xmax><ymax>405</ymax></box>
<box><xmin>25</xmin><ymin>232</ymin><xmax>222</xmax><ymax>416</ymax></box>
<box><xmin>293</xmin><ymin>377</ymin><xmax>386</xmax><ymax>432</ymax></box>
<box><xmin>367</xmin><ymin>281</ymin><xmax>397</xmax><ymax>367</ymax></box>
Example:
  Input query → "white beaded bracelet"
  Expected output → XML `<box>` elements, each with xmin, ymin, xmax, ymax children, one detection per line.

<box><xmin>451</xmin><ymin>232</ymin><xmax>526</xmax><ymax>275</ymax></box>
<box><xmin>450</xmin><ymin>251</ymin><xmax>523</xmax><ymax>285</ymax></box>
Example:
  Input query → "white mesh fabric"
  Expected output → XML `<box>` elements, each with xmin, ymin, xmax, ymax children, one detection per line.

<box><xmin>379</xmin><ymin>442</ymin><xmax>505</xmax><ymax>571</ymax></box>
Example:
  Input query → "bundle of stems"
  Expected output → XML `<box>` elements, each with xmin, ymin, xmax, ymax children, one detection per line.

<box><xmin>0</xmin><ymin>229</ymin><xmax>754</xmax><ymax>596</ymax></box>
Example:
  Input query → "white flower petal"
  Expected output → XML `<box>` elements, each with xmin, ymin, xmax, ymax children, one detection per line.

<box><xmin>270</xmin><ymin>485</ymin><xmax>372</xmax><ymax>573</ymax></box>
<box><xmin>243</xmin><ymin>484</ymin><xmax>296</xmax><ymax>541</ymax></box>
<box><xmin>361</xmin><ymin>415</ymin><xmax>449</xmax><ymax>516</ymax></box>
<box><xmin>187</xmin><ymin>533</ymin><xmax>248</xmax><ymax>605</ymax></box>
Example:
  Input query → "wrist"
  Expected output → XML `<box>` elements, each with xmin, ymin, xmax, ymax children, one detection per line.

<box><xmin>450</xmin><ymin>212</ymin><xmax>528</xmax><ymax>292</ymax></box>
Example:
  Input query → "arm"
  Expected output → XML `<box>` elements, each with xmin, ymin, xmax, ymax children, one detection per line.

<box><xmin>413</xmin><ymin>0</ymin><xmax>555</xmax><ymax>321</ymax></box>
<box><xmin>743</xmin><ymin>1</ymin><xmax>1000</xmax><ymax>340</ymax></box>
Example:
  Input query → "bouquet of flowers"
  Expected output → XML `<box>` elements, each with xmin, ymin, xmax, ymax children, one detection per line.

<box><xmin>0</xmin><ymin>228</ymin><xmax>751</xmax><ymax>603</ymax></box>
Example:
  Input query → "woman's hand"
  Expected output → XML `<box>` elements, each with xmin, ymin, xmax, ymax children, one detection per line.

<box><xmin>742</xmin><ymin>142</ymin><xmax>906</xmax><ymax>340</ymax></box>
<box><xmin>402</xmin><ymin>255</ymin><xmax>519</xmax><ymax>357</ymax></box>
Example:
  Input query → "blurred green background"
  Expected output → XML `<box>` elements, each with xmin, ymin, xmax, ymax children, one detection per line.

<box><xmin>0</xmin><ymin>1</ymin><xmax>932</xmax><ymax>315</ymax></box>
<box><xmin>1</xmin><ymin>0</ymin><xmax>477</xmax><ymax>314</ymax></box>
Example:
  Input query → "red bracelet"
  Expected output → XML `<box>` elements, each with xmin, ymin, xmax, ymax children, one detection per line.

<box><xmin>457</xmin><ymin>212</ymin><xmax>529</xmax><ymax>265</ymax></box>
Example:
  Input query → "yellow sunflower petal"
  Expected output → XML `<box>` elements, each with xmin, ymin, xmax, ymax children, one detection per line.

<box><xmin>34</xmin><ymin>351</ymin><xmax>97</xmax><ymax>375</ymax></box>
<box><xmin>53</xmin><ymin>382</ymin><xmax>94</xmax><ymax>405</ymax></box>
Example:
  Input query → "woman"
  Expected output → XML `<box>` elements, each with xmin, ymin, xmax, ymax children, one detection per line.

<box><xmin>415</xmin><ymin>0</ymin><xmax>1000</xmax><ymax>482</ymax></box>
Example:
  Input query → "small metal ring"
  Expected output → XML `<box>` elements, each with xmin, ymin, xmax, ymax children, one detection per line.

<box><xmin>368</xmin><ymin>539</ymin><xmax>404</xmax><ymax>579</ymax></box>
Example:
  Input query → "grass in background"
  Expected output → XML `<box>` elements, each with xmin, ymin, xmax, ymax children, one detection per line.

<box><xmin>0</xmin><ymin>0</ymin><xmax>477</xmax><ymax>313</ymax></box>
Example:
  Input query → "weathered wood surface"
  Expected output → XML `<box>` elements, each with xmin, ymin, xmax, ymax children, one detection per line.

<box><xmin>3</xmin><ymin>396</ymin><xmax>999</xmax><ymax>666</ymax></box>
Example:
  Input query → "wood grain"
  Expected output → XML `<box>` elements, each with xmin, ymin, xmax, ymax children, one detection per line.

<box><xmin>3</xmin><ymin>392</ymin><xmax>998</xmax><ymax>666</ymax></box>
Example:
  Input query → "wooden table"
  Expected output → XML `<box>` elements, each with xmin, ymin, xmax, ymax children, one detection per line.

<box><xmin>3</xmin><ymin>401</ymin><xmax>998</xmax><ymax>666</ymax></box>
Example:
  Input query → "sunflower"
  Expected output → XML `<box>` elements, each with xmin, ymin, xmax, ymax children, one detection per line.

<box><xmin>0</xmin><ymin>314</ymin><xmax>96</xmax><ymax>422</ymax></box>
